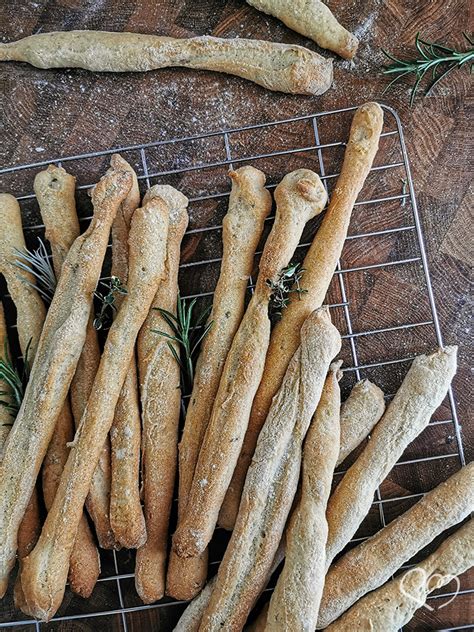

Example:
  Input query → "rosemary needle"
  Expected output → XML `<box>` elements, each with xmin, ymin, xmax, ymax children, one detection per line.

<box><xmin>267</xmin><ymin>262</ymin><xmax>307</xmax><ymax>325</ymax></box>
<box><xmin>93</xmin><ymin>276</ymin><xmax>128</xmax><ymax>330</ymax></box>
<box><xmin>382</xmin><ymin>32</ymin><xmax>474</xmax><ymax>105</ymax></box>
<box><xmin>13</xmin><ymin>238</ymin><xmax>57</xmax><ymax>304</ymax></box>
<box><xmin>0</xmin><ymin>338</ymin><xmax>31</xmax><ymax>417</ymax></box>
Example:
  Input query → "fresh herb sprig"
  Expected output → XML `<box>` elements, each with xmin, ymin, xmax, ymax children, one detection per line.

<box><xmin>13</xmin><ymin>239</ymin><xmax>57</xmax><ymax>304</ymax></box>
<box><xmin>267</xmin><ymin>262</ymin><xmax>307</xmax><ymax>324</ymax></box>
<box><xmin>93</xmin><ymin>276</ymin><xmax>128</xmax><ymax>330</ymax></box>
<box><xmin>0</xmin><ymin>339</ymin><xmax>31</xmax><ymax>417</ymax></box>
<box><xmin>152</xmin><ymin>294</ymin><xmax>213</xmax><ymax>393</ymax></box>
<box><xmin>382</xmin><ymin>33</ymin><xmax>474</xmax><ymax>105</ymax></box>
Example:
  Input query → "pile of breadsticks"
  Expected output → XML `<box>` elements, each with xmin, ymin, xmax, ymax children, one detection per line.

<box><xmin>0</xmin><ymin>102</ymin><xmax>472</xmax><ymax>631</ymax></box>
<box><xmin>0</xmin><ymin>0</ymin><xmax>359</xmax><ymax>96</ymax></box>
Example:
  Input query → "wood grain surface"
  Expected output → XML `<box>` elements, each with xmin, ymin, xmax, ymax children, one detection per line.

<box><xmin>0</xmin><ymin>1</ymin><xmax>472</xmax><ymax>630</ymax></box>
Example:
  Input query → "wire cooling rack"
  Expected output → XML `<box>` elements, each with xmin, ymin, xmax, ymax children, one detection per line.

<box><xmin>0</xmin><ymin>104</ymin><xmax>470</xmax><ymax>631</ymax></box>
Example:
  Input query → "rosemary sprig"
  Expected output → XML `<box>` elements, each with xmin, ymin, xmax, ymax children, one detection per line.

<box><xmin>382</xmin><ymin>32</ymin><xmax>474</xmax><ymax>105</ymax></box>
<box><xmin>93</xmin><ymin>276</ymin><xmax>128</xmax><ymax>330</ymax></box>
<box><xmin>0</xmin><ymin>339</ymin><xmax>31</xmax><ymax>418</ymax></box>
<box><xmin>267</xmin><ymin>262</ymin><xmax>307</xmax><ymax>324</ymax></box>
<box><xmin>152</xmin><ymin>294</ymin><xmax>213</xmax><ymax>393</ymax></box>
<box><xmin>13</xmin><ymin>238</ymin><xmax>57</xmax><ymax>304</ymax></box>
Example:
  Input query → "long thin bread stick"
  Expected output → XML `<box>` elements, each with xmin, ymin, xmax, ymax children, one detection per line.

<box><xmin>0</xmin><ymin>303</ymin><xmax>13</xmax><ymax>458</ymax></box>
<box><xmin>173</xmin><ymin>169</ymin><xmax>327</xmax><ymax>558</ymax></box>
<box><xmin>220</xmin><ymin>102</ymin><xmax>384</xmax><ymax>529</ymax></box>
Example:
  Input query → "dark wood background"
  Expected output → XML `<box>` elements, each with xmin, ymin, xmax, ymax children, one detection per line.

<box><xmin>0</xmin><ymin>0</ymin><xmax>472</xmax><ymax>630</ymax></box>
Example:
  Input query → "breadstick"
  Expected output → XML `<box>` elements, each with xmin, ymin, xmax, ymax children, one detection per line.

<box><xmin>325</xmin><ymin>346</ymin><xmax>457</xmax><ymax>566</ymax></box>
<box><xmin>317</xmin><ymin>462</ymin><xmax>474</xmax><ymax>628</ymax></box>
<box><xmin>21</xmin><ymin>195</ymin><xmax>169</xmax><ymax>622</ymax></box>
<box><xmin>266</xmin><ymin>361</ymin><xmax>342</xmax><ymax>631</ymax></box>
<box><xmin>221</xmin><ymin>102</ymin><xmax>384</xmax><ymax>529</ymax></box>
<box><xmin>0</xmin><ymin>31</ymin><xmax>333</xmax><ymax>96</ymax></box>
<box><xmin>107</xmin><ymin>154</ymin><xmax>145</xmax><ymax>549</ymax></box>
<box><xmin>0</xmin><ymin>303</ymin><xmax>12</xmax><ymax>458</ymax></box>
<box><xmin>247</xmin><ymin>0</ymin><xmax>358</xmax><ymax>59</ymax></box>
<box><xmin>167</xmin><ymin>166</ymin><xmax>271</xmax><ymax>600</ymax></box>
<box><xmin>199</xmin><ymin>308</ymin><xmax>341</xmax><ymax>632</ymax></box>
<box><xmin>327</xmin><ymin>518</ymin><xmax>474</xmax><ymax>631</ymax></box>
<box><xmin>134</xmin><ymin>185</ymin><xmax>188</xmax><ymax>603</ymax></box>
<box><xmin>0</xmin><ymin>168</ymin><xmax>132</xmax><ymax>598</ymax></box>
<box><xmin>337</xmin><ymin>379</ymin><xmax>385</xmax><ymax>465</ymax></box>
<box><xmin>35</xmin><ymin>163</ymin><xmax>100</xmax><ymax>597</ymax></box>
<box><xmin>173</xmin><ymin>169</ymin><xmax>327</xmax><ymax>558</ymax></box>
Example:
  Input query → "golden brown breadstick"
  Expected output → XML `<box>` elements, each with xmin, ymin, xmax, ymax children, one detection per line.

<box><xmin>199</xmin><ymin>308</ymin><xmax>341</xmax><ymax>632</ymax></box>
<box><xmin>325</xmin><ymin>346</ymin><xmax>458</xmax><ymax>566</ymax></box>
<box><xmin>326</xmin><ymin>518</ymin><xmax>474</xmax><ymax>632</ymax></box>
<box><xmin>337</xmin><ymin>379</ymin><xmax>385</xmax><ymax>465</ymax></box>
<box><xmin>0</xmin><ymin>303</ymin><xmax>12</xmax><ymax>458</ymax></box>
<box><xmin>0</xmin><ymin>31</ymin><xmax>333</xmax><ymax>96</ymax></box>
<box><xmin>167</xmin><ymin>166</ymin><xmax>271</xmax><ymax>600</ymax></box>
<box><xmin>0</xmin><ymin>168</ymin><xmax>132</xmax><ymax>598</ymax></box>
<box><xmin>108</xmin><ymin>154</ymin><xmax>145</xmax><ymax>549</ymax></box>
<box><xmin>266</xmin><ymin>361</ymin><xmax>342</xmax><ymax>631</ymax></box>
<box><xmin>173</xmin><ymin>170</ymin><xmax>327</xmax><ymax>558</ymax></box>
<box><xmin>21</xmin><ymin>195</ymin><xmax>169</xmax><ymax>622</ymax></box>
<box><xmin>317</xmin><ymin>462</ymin><xmax>474</xmax><ymax>628</ymax></box>
<box><xmin>221</xmin><ymin>102</ymin><xmax>384</xmax><ymax>529</ymax></box>
<box><xmin>35</xmin><ymin>163</ymin><xmax>100</xmax><ymax>597</ymax></box>
<box><xmin>247</xmin><ymin>0</ymin><xmax>358</xmax><ymax>59</ymax></box>
<box><xmin>135</xmin><ymin>185</ymin><xmax>188</xmax><ymax>603</ymax></box>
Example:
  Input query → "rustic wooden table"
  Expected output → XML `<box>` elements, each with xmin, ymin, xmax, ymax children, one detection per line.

<box><xmin>1</xmin><ymin>1</ymin><xmax>472</xmax><ymax>630</ymax></box>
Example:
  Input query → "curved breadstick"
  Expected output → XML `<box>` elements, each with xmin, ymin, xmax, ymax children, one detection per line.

<box><xmin>0</xmin><ymin>169</ymin><xmax>132</xmax><ymax>600</ymax></box>
<box><xmin>21</xmin><ymin>195</ymin><xmax>169</xmax><ymax>622</ymax></box>
<box><xmin>325</xmin><ymin>346</ymin><xmax>457</xmax><ymax>566</ymax></box>
<box><xmin>317</xmin><ymin>462</ymin><xmax>474</xmax><ymax>628</ymax></box>
<box><xmin>167</xmin><ymin>166</ymin><xmax>271</xmax><ymax>600</ymax></box>
<box><xmin>200</xmin><ymin>308</ymin><xmax>341</xmax><ymax>632</ymax></box>
<box><xmin>247</xmin><ymin>0</ymin><xmax>358</xmax><ymax>59</ymax></box>
<box><xmin>266</xmin><ymin>361</ymin><xmax>342</xmax><ymax>631</ymax></box>
<box><xmin>0</xmin><ymin>303</ymin><xmax>12</xmax><ymax>458</ymax></box>
<box><xmin>173</xmin><ymin>170</ymin><xmax>327</xmax><ymax>558</ymax></box>
<box><xmin>326</xmin><ymin>518</ymin><xmax>474</xmax><ymax>631</ymax></box>
<box><xmin>0</xmin><ymin>31</ymin><xmax>333</xmax><ymax>96</ymax></box>
<box><xmin>34</xmin><ymin>164</ymin><xmax>100</xmax><ymax>597</ymax></box>
<box><xmin>338</xmin><ymin>379</ymin><xmax>385</xmax><ymax>465</ymax></box>
<box><xmin>108</xmin><ymin>154</ymin><xmax>146</xmax><ymax>549</ymax></box>
<box><xmin>221</xmin><ymin>102</ymin><xmax>384</xmax><ymax>529</ymax></box>
<box><xmin>134</xmin><ymin>185</ymin><xmax>188</xmax><ymax>603</ymax></box>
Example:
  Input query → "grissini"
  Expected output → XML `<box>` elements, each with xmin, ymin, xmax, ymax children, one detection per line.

<box><xmin>325</xmin><ymin>346</ymin><xmax>458</xmax><ymax>566</ymax></box>
<box><xmin>266</xmin><ymin>361</ymin><xmax>342</xmax><ymax>631</ymax></box>
<box><xmin>135</xmin><ymin>185</ymin><xmax>188</xmax><ymax>604</ymax></box>
<box><xmin>326</xmin><ymin>518</ymin><xmax>474</xmax><ymax>631</ymax></box>
<box><xmin>247</xmin><ymin>0</ymin><xmax>359</xmax><ymax>59</ymax></box>
<box><xmin>167</xmin><ymin>166</ymin><xmax>271</xmax><ymax>600</ymax></box>
<box><xmin>173</xmin><ymin>169</ymin><xmax>327</xmax><ymax>558</ymax></box>
<box><xmin>0</xmin><ymin>302</ymin><xmax>12</xmax><ymax>458</ymax></box>
<box><xmin>220</xmin><ymin>102</ymin><xmax>384</xmax><ymax>529</ymax></box>
<box><xmin>0</xmin><ymin>169</ymin><xmax>132</xmax><ymax>599</ymax></box>
<box><xmin>0</xmin><ymin>193</ymin><xmax>46</xmax><ymax>598</ymax></box>
<box><xmin>21</xmin><ymin>194</ymin><xmax>169</xmax><ymax>622</ymax></box>
<box><xmin>199</xmin><ymin>307</ymin><xmax>341</xmax><ymax>632</ymax></box>
<box><xmin>317</xmin><ymin>462</ymin><xmax>474</xmax><ymax>628</ymax></box>
<box><xmin>108</xmin><ymin>154</ymin><xmax>146</xmax><ymax>549</ymax></box>
<box><xmin>0</xmin><ymin>31</ymin><xmax>333</xmax><ymax>96</ymax></box>
<box><xmin>34</xmin><ymin>163</ymin><xmax>100</xmax><ymax>598</ymax></box>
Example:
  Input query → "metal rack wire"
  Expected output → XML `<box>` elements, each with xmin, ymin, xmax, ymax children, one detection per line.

<box><xmin>0</xmin><ymin>104</ymin><xmax>469</xmax><ymax>631</ymax></box>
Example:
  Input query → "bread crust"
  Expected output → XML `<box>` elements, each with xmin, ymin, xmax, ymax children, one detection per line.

<box><xmin>247</xmin><ymin>0</ymin><xmax>358</xmax><ymax>59</ymax></box>
<box><xmin>326</xmin><ymin>517</ymin><xmax>474</xmax><ymax>631</ymax></box>
<box><xmin>167</xmin><ymin>166</ymin><xmax>271</xmax><ymax>600</ymax></box>
<box><xmin>173</xmin><ymin>170</ymin><xmax>327</xmax><ymax>558</ymax></box>
<box><xmin>0</xmin><ymin>168</ymin><xmax>132</xmax><ymax>604</ymax></box>
<box><xmin>134</xmin><ymin>185</ymin><xmax>188</xmax><ymax>604</ymax></box>
<box><xmin>318</xmin><ymin>462</ymin><xmax>474</xmax><ymax>628</ymax></box>
<box><xmin>20</xmin><ymin>193</ymin><xmax>168</xmax><ymax>621</ymax></box>
<box><xmin>266</xmin><ymin>361</ymin><xmax>342</xmax><ymax>631</ymax></box>
<box><xmin>221</xmin><ymin>102</ymin><xmax>384</xmax><ymax>530</ymax></box>
<box><xmin>108</xmin><ymin>154</ymin><xmax>146</xmax><ymax>549</ymax></box>
<box><xmin>0</xmin><ymin>31</ymin><xmax>333</xmax><ymax>96</ymax></box>
<box><xmin>199</xmin><ymin>308</ymin><xmax>341</xmax><ymax>632</ymax></box>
